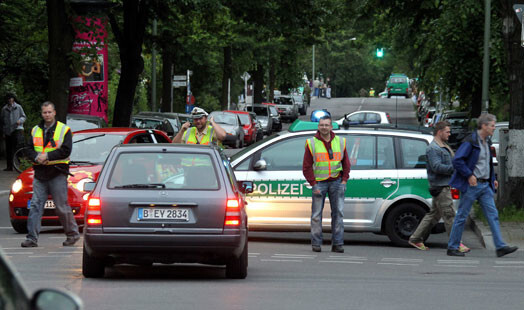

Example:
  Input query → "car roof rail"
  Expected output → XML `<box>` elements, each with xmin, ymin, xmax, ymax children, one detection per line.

<box><xmin>339</xmin><ymin>123</ymin><xmax>433</xmax><ymax>134</ymax></box>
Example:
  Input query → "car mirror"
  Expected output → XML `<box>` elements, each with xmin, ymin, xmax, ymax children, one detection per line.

<box><xmin>83</xmin><ymin>181</ymin><xmax>96</xmax><ymax>192</ymax></box>
<box><xmin>32</xmin><ymin>289</ymin><xmax>82</xmax><ymax>310</ymax></box>
<box><xmin>342</xmin><ymin>119</ymin><xmax>350</xmax><ymax>128</ymax></box>
<box><xmin>238</xmin><ymin>181</ymin><xmax>254</xmax><ymax>194</ymax></box>
<box><xmin>253</xmin><ymin>159</ymin><xmax>267</xmax><ymax>171</ymax></box>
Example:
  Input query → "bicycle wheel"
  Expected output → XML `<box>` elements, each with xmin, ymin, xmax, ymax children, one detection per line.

<box><xmin>13</xmin><ymin>147</ymin><xmax>32</xmax><ymax>173</ymax></box>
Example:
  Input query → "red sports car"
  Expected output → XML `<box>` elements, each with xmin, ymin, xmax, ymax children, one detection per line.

<box><xmin>8</xmin><ymin>128</ymin><xmax>171</xmax><ymax>233</ymax></box>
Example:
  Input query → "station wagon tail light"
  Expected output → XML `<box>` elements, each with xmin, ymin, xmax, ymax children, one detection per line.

<box><xmin>225</xmin><ymin>199</ymin><xmax>241</xmax><ymax>226</ymax></box>
<box><xmin>87</xmin><ymin>197</ymin><xmax>102</xmax><ymax>225</ymax></box>
<box><xmin>490</xmin><ymin>146</ymin><xmax>496</xmax><ymax>158</ymax></box>
<box><xmin>451</xmin><ymin>188</ymin><xmax>460</xmax><ymax>200</ymax></box>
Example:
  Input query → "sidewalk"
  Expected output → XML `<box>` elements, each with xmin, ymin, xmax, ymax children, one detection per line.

<box><xmin>1</xmin><ymin>158</ymin><xmax>523</xmax><ymax>250</ymax></box>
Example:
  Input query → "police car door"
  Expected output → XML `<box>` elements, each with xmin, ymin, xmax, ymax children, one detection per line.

<box><xmin>238</xmin><ymin>135</ymin><xmax>312</xmax><ymax>230</ymax></box>
<box><xmin>340</xmin><ymin>134</ymin><xmax>399</xmax><ymax>228</ymax></box>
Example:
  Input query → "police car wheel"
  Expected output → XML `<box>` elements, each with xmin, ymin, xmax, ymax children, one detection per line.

<box><xmin>384</xmin><ymin>203</ymin><xmax>425</xmax><ymax>247</ymax></box>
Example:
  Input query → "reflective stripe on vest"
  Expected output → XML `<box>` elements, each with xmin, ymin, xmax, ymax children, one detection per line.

<box><xmin>183</xmin><ymin>125</ymin><xmax>215</xmax><ymax>145</ymax></box>
<box><xmin>306</xmin><ymin>136</ymin><xmax>345</xmax><ymax>181</ymax></box>
<box><xmin>32</xmin><ymin>121</ymin><xmax>70</xmax><ymax>165</ymax></box>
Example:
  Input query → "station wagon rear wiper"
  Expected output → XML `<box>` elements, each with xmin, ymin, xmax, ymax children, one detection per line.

<box><xmin>115</xmin><ymin>183</ymin><xmax>166</xmax><ymax>189</ymax></box>
<box><xmin>70</xmin><ymin>160</ymin><xmax>99</xmax><ymax>165</ymax></box>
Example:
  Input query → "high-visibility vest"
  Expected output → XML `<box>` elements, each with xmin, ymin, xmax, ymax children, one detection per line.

<box><xmin>306</xmin><ymin>136</ymin><xmax>345</xmax><ymax>181</ymax></box>
<box><xmin>31</xmin><ymin>121</ymin><xmax>70</xmax><ymax>165</ymax></box>
<box><xmin>183</xmin><ymin>124</ymin><xmax>215</xmax><ymax>145</ymax></box>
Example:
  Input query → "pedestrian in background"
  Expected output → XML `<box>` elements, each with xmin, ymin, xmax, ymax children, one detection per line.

<box><xmin>326</xmin><ymin>85</ymin><xmax>331</xmax><ymax>99</ymax></box>
<box><xmin>408</xmin><ymin>121</ymin><xmax>469</xmax><ymax>252</ymax></box>
<box><xmin>1</xmin><ymin>93</ymin><xmax>26</xmax><ymax>171</ymax></box>
<box><xmin>447</xmin><ymin>113</ymin><xmax>518</xmax><ymax>257</ymax></box>
<box><xmin>303</xmin><ymin>114</ymin><xmax>350</xmax><ymax>253</ymax></box>
<box><xmin>21</xmin><ymin>101</ymin><xmax>80</xmax><ymax>248</ymax></box>
<box><xmin>313</xmin><ymin>78</ymin><xmax>320</xmax><ymax>97</ymax></box>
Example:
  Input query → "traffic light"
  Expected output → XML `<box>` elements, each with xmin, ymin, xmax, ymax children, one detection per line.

<box><xmin>376</xmin><ymin>48</ymin><xmax>384</xmax><ymax>58</ymax></box>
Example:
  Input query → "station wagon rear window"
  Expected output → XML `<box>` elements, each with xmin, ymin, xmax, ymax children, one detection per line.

<box><xmin>108</xmin><ymin>152</ymin><xmax>219</xmax><ymax>190</ymax></box>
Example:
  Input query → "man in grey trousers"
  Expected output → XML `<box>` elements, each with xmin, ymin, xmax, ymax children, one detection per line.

<box><xmin>408</xmin><ymin>121</ymin><xmax>469</xmax><ymax>252</ymax></box>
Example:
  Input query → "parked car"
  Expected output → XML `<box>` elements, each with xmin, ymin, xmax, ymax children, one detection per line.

<box><xmin>440</xmin><ymin>111</ymin><xmax>470</xmax><ymax>150</ymax></box>
<box><xmin>245</xmin><ymin>104</ymin><xmax>273</xmax><ymax>135</ymax></box>
<box><xmin>231</xmin><ymin>120</ymin><xmax>458</xmax><ymax>246</ymax></box>
<box><xmin>335</xmin><ymin>110</ymin><xmax>391</xmax><ymax>127</ymax></box>
<box><xmin>176</xmin><ymin>113</ymin><xmax>192</xmax><ymax>125</ymax></box>
<box><xmin>422</xmin><ymin>107</ymin><xmax>436</xmax><ymax>127</ymax></box>
<box><xmin>131</xmin><ymin>114</ymin><xmax>178</xmax><ymax>139</ymax></box>
<box><xmin>209</xmin><ymin>111</ymin><xmax>244</xmax><ymax>148</ymax></box>
<box><xmin>9</xmin><ymin>128</ymin><xmax>171</xmax><ymax>233</ymax></box>
<box><xmin>292</xmin><ymin>94</ymin><xmax>307</xmax><ymax>115</ymax></box>
<box><xmin>82</xmin><ymin>144</ymin><xmax>252</xmax><ymax>279</ymax></box>
<box><xmin>0</xmin><ymin>247</ymin><xmax>83</xmax><ymax>309</ymax></box>
<box><xmin>387</xmin><ymin>73</ymin><xmax>410</xmax><ymax>98</ymax></box>
<box><xmin>66</xmin><ymin>113</ymin><xmax>107</xmax><ymax>132</ymax></box>
<box><xmin>135</xmin><ymin>111</ymin><xmax>182</xmax><ymax>132</ymax></box>
<box><xmin>274</xmin><ymin>95</ymin><xmax>299</xmax><ymax>122</ymax></box>
<box><xmin>249</xmin><ymin>112</ymin><xmax>265</xmax><ymax>141</ymax></box>
<box><xmin>264</xmin><ymin>103</ymin><xmax>282</xmax><ymax>132</ymax></box>
<box><xmin>226</xmin><ymin>110</ymin><xmax>257</xmax><ymax>145</ymax></box>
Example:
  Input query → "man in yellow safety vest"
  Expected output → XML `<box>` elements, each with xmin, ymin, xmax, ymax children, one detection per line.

<box><xmin>302</xmin><ymin>115</ymin><xmax>350</xmax><ymax>253</ymax></box>
<box><xmin>21</xmin><ymin>101</ymin><xmax>80</xmax><ymax>248</ymax></box>
<box><xmin>172</xmin><ymin>107</ymin><xmax>226</xmax><ymax>145</ymax></box>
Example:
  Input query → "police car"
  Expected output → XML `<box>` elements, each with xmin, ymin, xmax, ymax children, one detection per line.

<box><xmin>231</xmin><ymin>120</ymin><xmax>458</xmax><ymax>246</ymax></box>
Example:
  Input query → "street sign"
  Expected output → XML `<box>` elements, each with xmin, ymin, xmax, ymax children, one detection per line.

<box><xmin>173</xmin><ymin>75</ymin><xmax>186</xmax><ymax>81</ymax></box>
<box><xmin>241</xmin><ymin>72</ymin><xmax>251</xmax><ymax>81</ymax></box>
<box><xmin>172</xmin><ymin>81</ymin><xmax>187</xmax><ymax>87</ymax></box>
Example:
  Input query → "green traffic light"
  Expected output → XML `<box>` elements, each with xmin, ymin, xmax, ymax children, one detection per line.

<box><xmin>376</xmin><ymin>48</ymin><xmax>384</xmax><ymax>58</ymax></box>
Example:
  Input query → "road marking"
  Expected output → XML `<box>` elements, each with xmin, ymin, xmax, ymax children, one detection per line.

<box><xmin>29</xmin><ymin>255</ymin><xmax>71</xmax><ymax>258</ymax></box>
<box><xmin>433</xmin><ymin>264</ymin><xmax>478</xmax><ymax>268</ymax></box>
<box><xmin>377</xmin><ymin>262</ymin><xmax>419</xmax><ymax>266</ymax></box>
<box><xmin>382</xmin><ymin>258</ymin><xmax>423</xmax><ymax>263</ymax></box>
<box><xmin>493</xmin><ymin>266</ymin><xmax>524</xmax><ymax>268</ymax></box>
<box><xmin>0</xmin><ymin>237</ymin><xmax>26</xmax><ymax>240</ymax></box>
<box><xmin>327</xmin><ymin>256</ymin><xmax>367</xmax><ymax>261</ymax></box>
<box><xmin>0</xmin><ymin>227</ymin><xmax>15</xmax><ymax>229</ymax></box>
<box><xmin>48</xmin><ymin>251</ymin><xmax>82</xmax><ymax>254</ymax></box>
<box><xmin>494</xmin><ymin>261</ymin><xmax>524</xmax><ymax>265</ymax></box>
<box><xmin>260</xmin><ymin>259</ymin><xmax>302</xmax><ymax>262</ymax></box>
<box><xmin>320</xmin><ymin>260</ymin><xmax>363</xmax><ymax>264</ymax></box>
<box><xmin>4</xmin><ymin>252</ymin><xmax>34</xmax><ymax>255</ymax></box>
<box><xmin>437</xmin><ymin>260</ymin><xmax>479</xmax><ymax>264</ymax></box>
<box><xmin>248</xmin><ymin>253</ymin><xmax>260</xmax><ymax>255</ymax></box>
<box><xmin>273</xmin><ymin>254</ymin><xmax>315</xmax><ymax>259</ymax></box>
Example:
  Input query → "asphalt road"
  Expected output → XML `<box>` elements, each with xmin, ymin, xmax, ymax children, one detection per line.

<box><xmin>3</xmin><ymin>97</ymin><xmax>524</xmax><ymax>310</ymax></box>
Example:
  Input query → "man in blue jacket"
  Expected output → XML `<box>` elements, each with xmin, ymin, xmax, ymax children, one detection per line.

<box><xmin>447</xmin><ymin>113</ymin><xmax>518</xmax><ymax>257</ymax></box>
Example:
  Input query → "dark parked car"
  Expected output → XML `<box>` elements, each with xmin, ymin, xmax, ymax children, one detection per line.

<box><xmin>131</xmin><ymin>114</ymin><xmax>178</xmax><ymax>139</ymax></box>
<box><xmin>66</xmin><ymin>113</ymin><xmax>107</xmax><ymax>132</ymax></box>
<box><xmin>82</xmin><ymin>144</ymin><xmax>252</xmax><ymax>279</ymax></box>
<box><xmin>245</xmin><ymin>104</ymin><xmax>273</xmax><ymax>135</ymax></box>
<box><xmin>441</xmin><ymin>111</ymin><xmax>470</xmax><ymax>150</ymax></box>
<box><xmin>263</xmin><ymin>103</ymin><xmax>282</xmax><ymax>132</ymax></box>
<box><xmin>249</xmin><ymin>112</ymin><xmax>265</xmax><ymax>141</ymax></box>
<box><xmin>209</xmin><ymin>111</ymin><xmax>245</xmax><ymax>148</ymax></box>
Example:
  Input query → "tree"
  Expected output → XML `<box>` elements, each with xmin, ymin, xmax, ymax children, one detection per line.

<box><xmin>108</xmin><ymin>0</ymin><xmax>149</xmax><ymax>127</ymax></box>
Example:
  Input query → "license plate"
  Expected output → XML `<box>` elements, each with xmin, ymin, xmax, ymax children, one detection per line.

<box><xmin>27</xmin><ymin>199</ymin><xmax>56</xmax><ymax>209</ymax></box>
<box><xmin>137</xmin><ymin>208</ymin><xmax>189</xmax><ymax>221</ymax></box>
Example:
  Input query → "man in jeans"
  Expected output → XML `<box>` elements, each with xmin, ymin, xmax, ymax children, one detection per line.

<box><xmin>303</xmin><ymin>115</ymin><xmax>350</xmax><ymax>253</ymax></box>
<box><xmin>447</xmin><ymin>113</ymin><xmax>518</xmax><ymax>257</ymax></box>
<box><xmin>408</xmin><ymin>121</ymin><xmax>469</xmax><ymax>252</ymax></box>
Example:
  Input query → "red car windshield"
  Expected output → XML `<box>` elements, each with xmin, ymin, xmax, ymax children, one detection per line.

<box><xmin>71</xmin><ymin>133</ymin><xmax>125</xmax><ymax>164</ymax></box>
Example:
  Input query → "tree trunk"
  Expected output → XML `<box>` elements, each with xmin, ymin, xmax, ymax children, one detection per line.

<box><xmin>109</xmin><ymin>0</ymin><xmax>148</xmax><ymax>127</ymax></box>
<box><xmin>47</xmin><ymin>0</ymin><xmax>73</xmax><ymax>122</ymax></box>
<box><xmin>499</xmin><ymin>0</ymin><xmax>524</xmax><ymax>209</ymax></box>
<box><xmin>268</xmin><ymin>61</ymin><xmax>275</xmax><ymax>103</ymax></box>
<box><xmin>161</xmin><ymin>49</ymin><xmax>173</xmax><ymax>112</ymax></box>
<box><xmin>253</xmin><ymin>64</ymin><xmax>265</xmax><ymax>104</ymax></box>
<box><xmin>220</xmin><ymin>46</ymin><xmax>232</xmax><ymax>110</ymax></box>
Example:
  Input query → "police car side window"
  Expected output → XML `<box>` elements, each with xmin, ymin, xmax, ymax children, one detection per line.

<box><xmin>344</xmin><ymin>135</ymin><xmax>376</xmax><ymax>170</ymax></box>
<box><xmin>259</xmin><ymin>136</ymin><xmax>308</xmax><ymax>171</ymax></box>
<box><xmin>377</xmin><ymin>136</ymin><xmax>395</xmax><ymax>169</ymax></box>
<box><xmin>399</xmin><ymin>138</ymin><xmax>428</xmax><ymax>168</ymax></box>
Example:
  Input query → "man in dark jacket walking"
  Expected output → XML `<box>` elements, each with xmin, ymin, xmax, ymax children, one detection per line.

<box><xmin>1</xmin><ymin>94</ymin><xmax>26</xmax><ymax>171</ymax></box>
<box><xmin>447</xmin><ymin>113</ymin><xmax>517</xmax><ymax>257</ymax></box>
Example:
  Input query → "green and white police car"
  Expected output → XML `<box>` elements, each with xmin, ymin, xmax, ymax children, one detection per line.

<box><xmin>231</xmin><ymin>121</ymin><xmax>457</xmax><ymax>246</ymax></box>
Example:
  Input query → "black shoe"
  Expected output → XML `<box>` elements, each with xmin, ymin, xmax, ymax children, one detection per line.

<box><xmin>496</xmin><ymin>246</ymin><xmax>518</xmax><ymax>257</ymax></box>
<box><xmin>21</xmin><ymin>239</ymin><xmax>37</xmax><ymax>247</ymax></box>
<box><xmin>447</xmin><ymin>249</ymin><xmax>465</xmax><ymax>257</ymax></box>
<box><xmin>312</xmin><ymin>245</ymin><xmax>321</xmax><ymax>252</ymax></box>
<box><xmin>63</xmin><ymin>236</ymin><xmax>80</xmax><ymax>246</ymax></box>
<box><xmin>3</xmin><ymin>167</ymin><xmax>13</xmax><ymax>171</ymax></box>
<box><xmin>331</xmin><ymin>245</ymin><xmax>344</xmax><ymax>253</ymax></box>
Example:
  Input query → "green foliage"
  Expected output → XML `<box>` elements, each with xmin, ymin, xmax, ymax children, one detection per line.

<box><xmin>475</xmin><ymin>203</ymin><xmax>524</xmax><ymax>223</ymax></box>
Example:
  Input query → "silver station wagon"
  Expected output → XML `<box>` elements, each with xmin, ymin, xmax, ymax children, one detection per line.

<box><xmin>231</xmin><ymin>122</ymin><xmax>459</xmax><ymax>246</ymax></box>
<box><xmin>82</xmin><ymin>144</ymin><xmax>252</xmax><ymax>279</ymax></box>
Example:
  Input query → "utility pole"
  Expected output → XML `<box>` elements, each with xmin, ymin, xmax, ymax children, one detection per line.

<box><xmin>481</xmin><ymin>0</ymin><xmax>491</xmax><ymax>113</ymax></box>
<box><xmin>151</xmin><ymin>19</ymin><xmax>157</xmax><ymax>112</ymax></box>
<box><xmin>312</xmin><ymin>45</ymin><xmax>315</xmax><ymax>82</ymax></box>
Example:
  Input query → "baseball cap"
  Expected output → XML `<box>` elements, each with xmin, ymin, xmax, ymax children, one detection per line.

<box><xmin>191</xmin><ymin>107</ymin><xmax>208</xmax><ymax>119</ymax></box>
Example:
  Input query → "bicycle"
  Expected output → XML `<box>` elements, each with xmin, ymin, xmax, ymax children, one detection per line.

<box><xmin>12</xmin><ymin>146</ymin><xmax>33</xmax><ymax>173</ymax></box>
